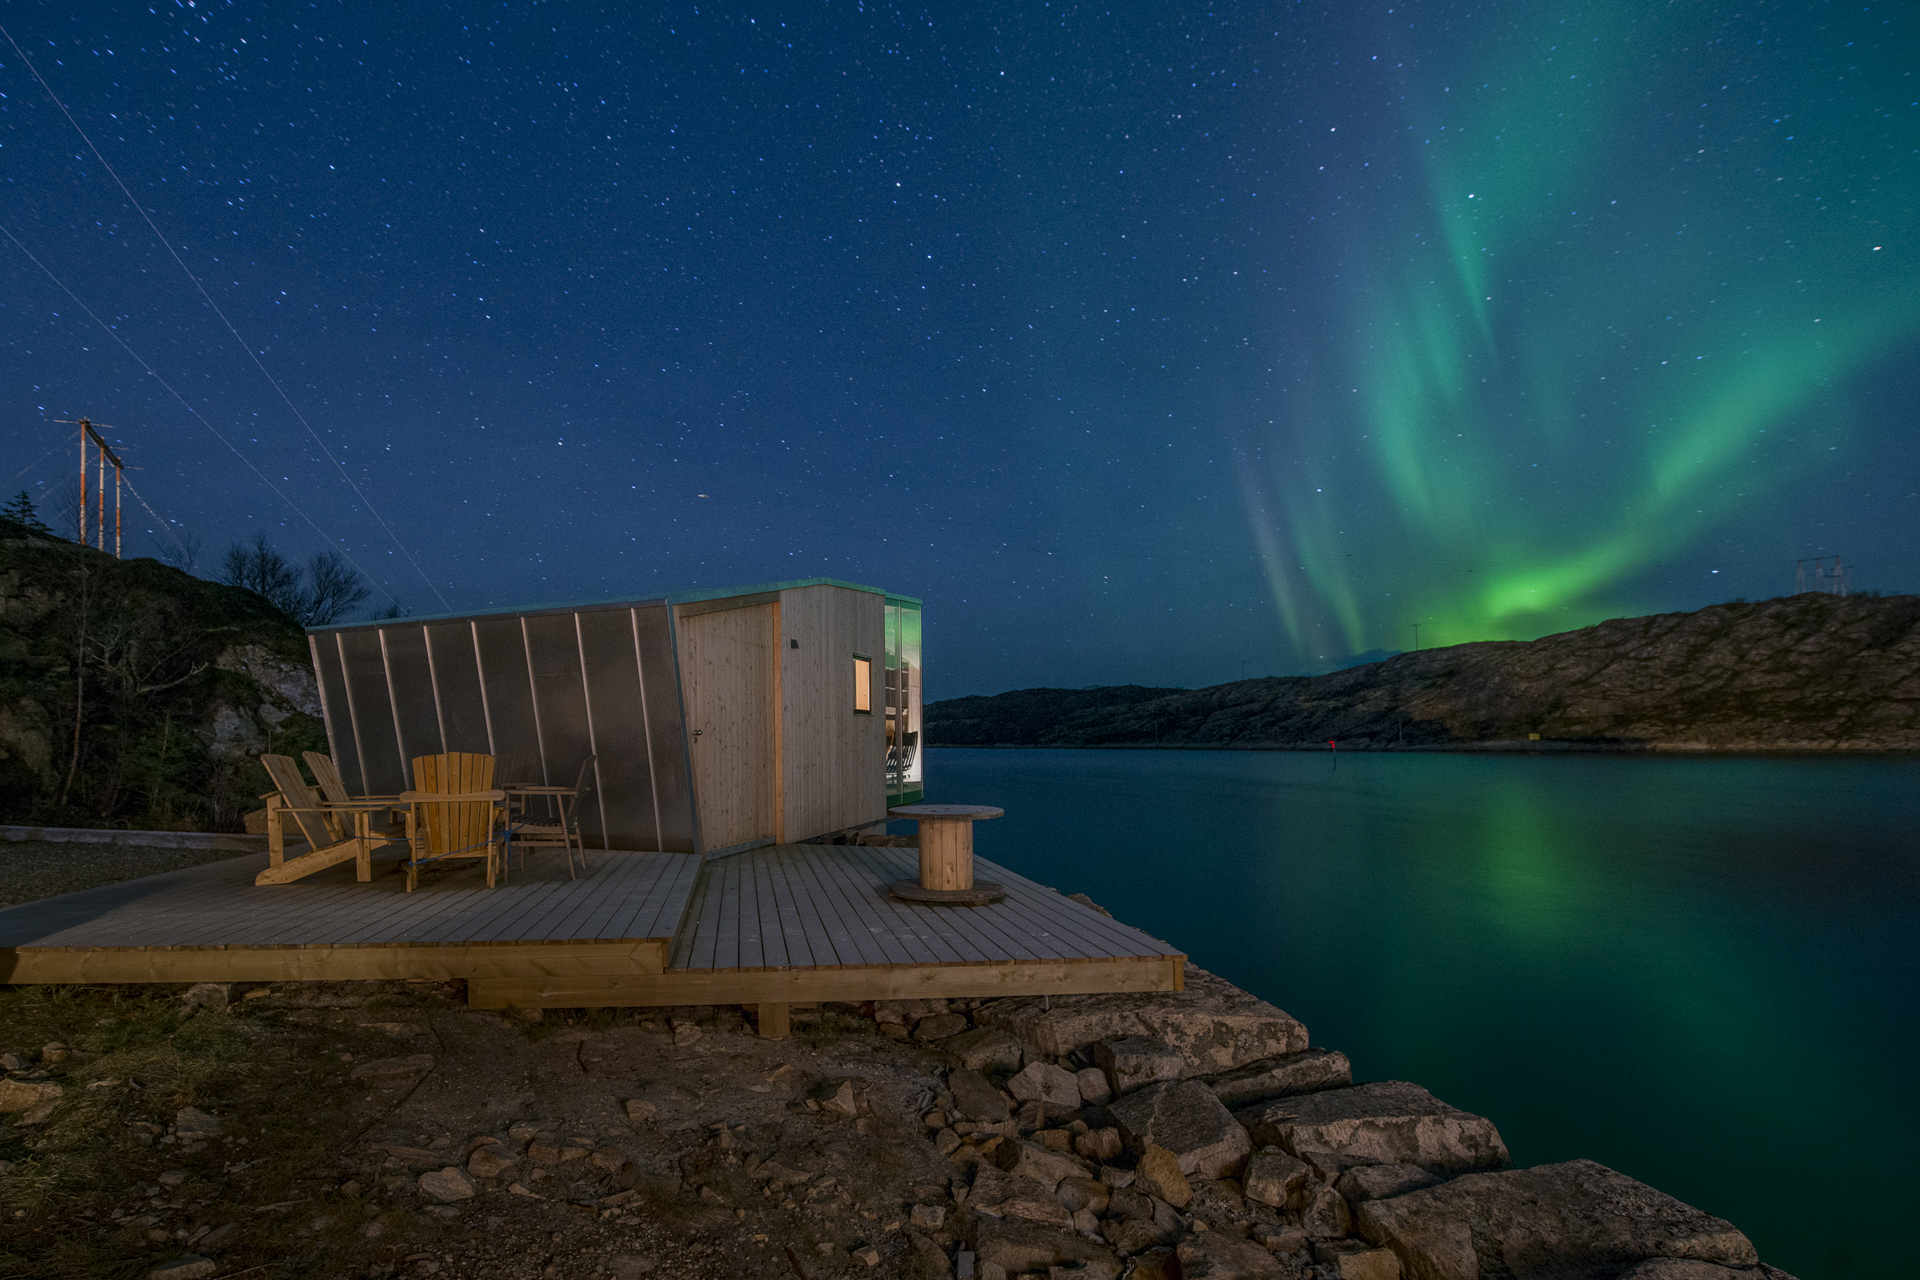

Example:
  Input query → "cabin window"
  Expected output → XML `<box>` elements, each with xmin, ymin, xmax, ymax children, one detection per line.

<box><xmin>853</xmin><ymin>654</ymin><xmax>872</xmax><ymax>714</ymax></box>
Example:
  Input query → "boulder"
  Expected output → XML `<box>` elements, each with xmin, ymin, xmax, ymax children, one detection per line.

<box><xmin>1237</xmin><ymin>1082</ymin><xmax>1508</xmax><ymax>1177</ymax></box>
<box><xmin>1075</xmin><ymin>1127</ymin><xmax>1124</xmax><ymax>1161</ymax></box>
<box><xmin>1618</xmin><ymin>1263</ymin><xmax>1801</xmax><ymax>1280</ymax></box>
<box><xmin>969</xmin><ymin>1214</ymin><xmax>1122</xmax><ymax>1277</ymax></box>
<box><xmin>975</xmin><ymin>966</ymin><xmax>1308</xmax><ymax>1074</ymax></box>
<box><xmin>1076</xmin><ymin>1066</ymin><xmax>1114</xmax><ymax>1106</ymax></box>
<box><xmin>943</xmin><ymin>1027</ymin><xmax>1027</xmax><ymax>1075</ymax></box>
<box><xmin>1244</xmin><ymin>1147</ymin><xmax>1312</xmax><ymax>1210</ymax></box>
<box><xmin>1203</xmin><ymin>1048</ymin><xmax>1353</xmax><ymax>1109</ymax></box>
<box><xmin>1314</xmin><ymin>1239</ymin><xmax>1404</xmax><ymax>1280</ymax></box>
<box><xmin>916</xmin><ymin>1013</ymin><xmax>970</xmax><ymax>1041</ymax></box>
<box><xmin>417</xmin><ymin>1167</ymin><xmax>477</xmax><ymax>1203</ymax></box>
<box><xmin>991</xmin><ymin>1139</ymin><xmax>1092</xmax><ymax>1189</ymax></box>
<box><xmin>1105</xmin><ymin>1215</ymin><xmax>1182</xmax><ymax>1255</ymax></box>
<box><xmin>1178</xmin><ymin>1232</ymin><xmax>1292</xmax><ymax>1279</ymax></box>
<box><xmin>1111</xmin><ymin>1081</ymin><xmax>1253</xmax><ymax>1181</ymax></box>
<box><xmin>950</xmin><ymin>1069</ymin><xmax>1012</xmax><ymax>1123</ymax></box>
<box><xmin>180</xmin><ymin>983</ymin><xmax>232</xmax><ymax>1012</ymax></box>
<box><xmin>1336</xmin><ymin>1164</ymin><xmax>1438</xmax><ymax>1205</ymax></box>
<box><xmin>1301</xmin><ymin>1183</ymin><xmax>1353</xmax><ymax>1239</ymax></box>
<box><xmin>1127</xmin><ymin>1248</ymin><xmax>1182</xmax><ymax>1280</ymax></box>
<box><xmin>0</xmin><ymin>1079</ymin><xmax>60</xmax><ymax>1113</ymax></box>
<box><xmin>1007</xmin><ymin>1061</ymin><xmax>1082</xmax><ymax>1111</ymax></box>
<box><xmin>1137</xmin><ymin>1144</ymin><xmax>1193</xmax><ymax>1210</ymax></box>
<box><xmin>1058</xmin><ymin>1176</ymin><xmax>1110</xmax><ymax>1216</ymax></box>
<box><xmin>1095</xmin><ymin>1037</ymin><xmax>1187</xmax><ymax>1097</ymax></box>
<box><xmin>467</xmin><ymin>1145</ymin><xmax>516</xmax><ymax>1179</ymax></box>
<box><xmin>969</xmin><ymin>1166</ymin><xmax>1073</xmax><ymax>1229</ymax></box>
<box><xmin>173</xmin><ymin>1107</ymin><xmax>222</xmax><ymax>1137</ymax></box>
<box><xmin>1355</xmin><ymin>1159</ymin><xmax>1759</xmax><ymax>1280</ymax></box>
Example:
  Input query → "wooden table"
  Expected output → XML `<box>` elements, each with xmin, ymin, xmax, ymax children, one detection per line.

<box><xmin>886</xmin><ymin>804</ymin><xmax>1005</xmax><ymax>905</ymax></box>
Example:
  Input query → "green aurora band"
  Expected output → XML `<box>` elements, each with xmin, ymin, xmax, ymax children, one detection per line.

<box><xmin>1249</xmin><ymin>5</ymin><xmax>1918</xmax><ymax>661</ymax></box>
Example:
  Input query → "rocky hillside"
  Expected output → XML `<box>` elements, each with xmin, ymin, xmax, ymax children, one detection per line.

<box><xmin>929</xmin><ymin>592</ymin><xmax>1920</xmax><ymax>751</ymax></box>
<box><xmin>0</xmin><ymin>518</ymin><xmax>325</xmax><ymax>831</ymax></box>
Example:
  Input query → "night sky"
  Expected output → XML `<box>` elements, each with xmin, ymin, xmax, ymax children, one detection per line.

<box><xmin>2</xmin><ymin>1</ymin><xmax>1913</xmax><ymax>697</ymax></box>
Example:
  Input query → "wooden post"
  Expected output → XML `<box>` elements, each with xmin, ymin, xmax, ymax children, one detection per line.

<box><xmin>757</xmin><ymin>1002</ymin><xmax>790</xmax><ymax>1039</ymax></box>
<box><xmin>95</xmin><ymin>437</ymin><xmax>105</xmax><ymax>551</ymax></box>
<box><xmin>77</xmin><ymin>422</ymin><xmax>87</xmax><ymax>546</ymax></box>
<box><xmin>113</xmin><ymin>462</ymin><xmax>122</xmax><ymax>559</ymax></box>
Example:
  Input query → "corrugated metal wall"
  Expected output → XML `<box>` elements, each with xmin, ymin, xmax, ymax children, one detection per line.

<box><xmin>308</xmin><ymin>601</ymin><xmax>696</xmax><ymax>853</ymax></box>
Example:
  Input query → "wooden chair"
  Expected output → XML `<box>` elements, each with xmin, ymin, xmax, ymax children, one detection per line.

<box><xmin>254</xmin><ymin>754</ymin><xmax>399</xmax><ymax>886</ymax></box>
<box><xmin>401</xmin><ymin>752</ymin><xmax>508</xmax><ymax>892</ymax></box>
<box><xmin>303</xmin><ymin>751</ymin><xmax>404</xmax><ymax>843</ymax></box>
<box><xmin>506</xmin><ymin>755</ymin><xmax>595</xmax><ymax>879</ymax></box>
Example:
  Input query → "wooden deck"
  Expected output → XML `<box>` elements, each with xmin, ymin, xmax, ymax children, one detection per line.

<box><xmin>0</xmin><ymin>844</ymin><xmax>1184</xmax><ymax>1008</ymax></box>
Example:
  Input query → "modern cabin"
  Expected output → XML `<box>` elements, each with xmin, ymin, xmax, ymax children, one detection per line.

<box><xmin>305</xmin><ymin>578</ymin><xmax>925</xmax><ymax>857</ymax></box>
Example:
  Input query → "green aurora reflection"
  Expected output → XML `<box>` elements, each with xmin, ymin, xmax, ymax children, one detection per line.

<box><xmin>1247</xmin><ymin>4</ymin><xmax>1918</xmax><ymax>660</ymax></box>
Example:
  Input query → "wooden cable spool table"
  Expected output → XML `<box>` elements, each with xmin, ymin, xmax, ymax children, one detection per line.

<box><xmin>886</xmin><ymin>804</ymin><xmax>1005</xmax><ymax>905</ymax></box>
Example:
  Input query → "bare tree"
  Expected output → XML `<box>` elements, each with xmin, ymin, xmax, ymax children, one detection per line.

<box><xmin>221</xmin><ymin>531</ymin><xmax>305</xmax><ymax>618</ymax></box>
<box><xmin>302</xmin><ymin>548</ymin><xmax>372</xmax><ymax>626</ymax></box>
<box><xmin>157</xmin><ymin>526</ymin><xmax>202</xmax><ymax>572</ymax></box>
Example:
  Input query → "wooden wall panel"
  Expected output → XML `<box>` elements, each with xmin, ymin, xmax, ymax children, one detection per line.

<box><xmin>677</xmin><ymin>603</ymin><xmax>777</xmax><ymax>851</ymax></box>
<box><xmin>780</xmin><ymin>585</ymin><xmax>887</xmax><ymax>840</ymax></box>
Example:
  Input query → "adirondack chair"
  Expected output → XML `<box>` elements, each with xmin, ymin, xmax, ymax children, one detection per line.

<box><xmin>401</xmin><ymin>752</ymin><xmax>508</xmax><ymax>892</ymax></box>
<box><xmin>303</xmin><ymin>751</ymin><xmax>405</xmax><ymax>843</ymax></box>
<box><xmin>254</xmin><ymin>753</ymin><xmax>400</xmax><ymax>886</ymax></box>
<box><xmin>505</xmin><ymin>755</ymin><xmax>595</xmax><ymax>879</ymax></box>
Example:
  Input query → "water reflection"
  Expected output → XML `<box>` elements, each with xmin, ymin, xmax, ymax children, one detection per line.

<box><xmin>929</xmin><ymin>748</ymin><xmax>1920</xmax><ymax>1280</ymax></box>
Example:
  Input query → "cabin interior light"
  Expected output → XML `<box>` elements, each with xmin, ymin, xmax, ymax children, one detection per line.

<box><xmin>853</xmin><ymin>655</ymin><xmax>872</xmax><ymax>714</ymax></box>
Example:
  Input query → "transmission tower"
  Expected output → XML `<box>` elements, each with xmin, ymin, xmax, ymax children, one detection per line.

<box><xmin>1794</xmin><ymin>555</ymin><xmax>1847</xmax><ymax>597</ymax></box>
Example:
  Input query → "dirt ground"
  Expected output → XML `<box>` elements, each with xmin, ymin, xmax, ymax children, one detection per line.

<box><xmin>0</xmin><ymin>980</ymin><xmax>968</xmax><ymax>1280</ymax></box>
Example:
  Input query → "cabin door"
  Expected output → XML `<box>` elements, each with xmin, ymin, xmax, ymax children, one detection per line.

<box><xmin>678</xmin><ymin>603</ymin><xmax>778</xmax><ymax>852</ymax></box>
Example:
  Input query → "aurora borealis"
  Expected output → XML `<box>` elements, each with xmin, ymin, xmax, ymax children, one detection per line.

<box><xmin>0</xmin><ymin>1</ymin><xmax>1913</xmax><ymax>693</ymax></box>
<box><xmin>1245</xmin><ymin>3</ymin><xmax>1918</xmax><ymax>662</ymax></box>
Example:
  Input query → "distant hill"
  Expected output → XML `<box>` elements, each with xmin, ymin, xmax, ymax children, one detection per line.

<box><xmin>0</xmin><ymin>518</ymin><xmax>326</xmax><ymax>830</ymax></box>
<box><xmin>926</xmin><ymin>593</ymin><xmax>1920</xmax><ymax>751</ymax></box>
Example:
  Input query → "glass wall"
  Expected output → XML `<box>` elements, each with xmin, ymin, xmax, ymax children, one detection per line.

<box><xmin>884</xmin><ymin>596</ymin><xmax>924</xmax><ymax>805</ymax></box>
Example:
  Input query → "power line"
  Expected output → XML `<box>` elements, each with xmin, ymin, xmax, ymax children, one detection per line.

<box><xmin>0</xmin><ymin>220</ymin><xmax>395</xmax><ymax>600</ymax></box>
<box><xmin>0</xmin><ymin>22</ymin><xmax>450</xmax><ymax>612</ymax></box>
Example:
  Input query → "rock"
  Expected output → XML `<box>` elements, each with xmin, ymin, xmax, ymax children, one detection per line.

<box><xmin>975</xmin><ymin>967</ymin><xmax>1308</xmax><ymax>1075</ymax></box>
<box><xmin>912</xmin><ymin>1202</ymin><xmax>948</xmax><ymax>1229</ymax></box>
<box><xmin>917</xmin><ymin>1013</ymin><xmax>971</xmax><ymax>1041</ymax></box>
<box><xmin>1237</xmin><ymin>1082</ymin><xmax>1508</xmax><ymax>1177</ymax></box>
<box><xmin>1057</xmin><ymin>1176</ymin><xmax>1110</xmax><ymax>1215</ymax></box>
<box><xmin>1075</xmin><ymin>1127</ymin><xmax>1124</xmax><ymax>1161</ymax></box>
<box><xmin>1354</xmin><ymin>1159</ymin><xmax>1759</xmax><ymax>1280</ymax></box>
<box><xmin>180</xmin><ymin>983</ymin><xmax>231</xmax><ymax>1012</ymax></box>
<box><xmin>1336</xmin><ymin>1163</ymin><xmax>1438</xmax><ymax>1205</ymax></box>
<box><xmin>1075</xmin><ymin>1066</ymin><xmax>1114</xmax><ymax>1106</ymax></box>
<box><xmin>951</xmin><ymin>1069</ymin><xmax>1013</xmax><ymax>1123</ymax></box>
<box><xmin>1126</xmin><ymin>1247</ymin><xmax>1182</xmax><ymax>1280</ymax></box>
<box><xmin>0</xmin><ymin>1079</ymin><xmax>60</xmax><ymax>1112</ymax></box>
<box><xmin>851</xmin><ymin>1244</ymin><xmax>881</xmax><ymax>1267</ymax></box>
<box><xmin>1314</xmin><ymin>1239</ymin><xmax>1402</xmax><ymax>1280</ymax></box>
<box><xmin>0</xmin><ymin>1051</ymin><xmax>33</xmax><ymax>1071</ymax></box>
<box><xmin>1300</xmin><ymin>1182</ymin><xmax>1351</xmax><ymax>1238</ymax></box>
<box><xmin>1104</xmin><ymin>1215</ymin><xmax>1180</xmax><ymax>1255</ymax></box>
<box><xmin>1095</xmin><ymin>1037</ymin><xmax>1187</xmax><ymax>1098</ymax></box>
<box><xmin>969</xmin><ymin>1167</ymin><xmax>1075</xmax><ymax>1229</ymax></box>
<box><xmin>1244</xmin><ymin>1147</ymin><xmax>1313</xmax><ymax>1209</ymax></box>
<box><xmin>819</xmin><ymin>1079</ymin><xmax>863</xmax><ymax>1116</ymax></box>
<box><xmin>1108</xmin><ymin>1187</ymin><xmax>1156</xmax><ymax>1221</ymax></box>
<box><xmin>468</xmin><ymin>1145</ymin><xmax>516</xmax><ymax>1179</ymax></box>
<box><xmin>349</xmin><ymin>1054</ymin><xmax>434</xmax><ymax>1081</ymax></box>
<box><xmin>1179</xmin><ymin>1232</ymin><xmax>1291</xmax><ymax>1278</ymax></box>
<box><xmin>173</xmin><ymin>1106</ymin><xmax>221</xmax><ymax>1137</ymax></box>
<box><xmin>992</xmin><ymin>1139</ymin><xmax>1092</xmax><ymax>1189</ymax></box>
<box><xmin>1111</xmin><ymin>1081</ymin><xmax>1252</xmax><ymax>1180</ymax></box>
<box><xmin>1137</xmin><ymin>1144</ymin><xmax>1193</xmax><ymax>1210</ymax></box>
<box><xmin>623</xmin><ymin>1099</ymin><xmax>657</xmax><ymax>1122</ymax></box>
<box><xmin>671</xmin><ymin>1022</ymin><xmax>702</xmax><ymax>1046</ymax></box>
<box><xmin>157</xmin><ymin>1170</ymin><xmax>188</xmax><ymax>1187</ymax></box>
<box><xmin>944</xmin><ymin>1027</ymin><xmax>1028</xmax><ymax>1075</ymax></box>
<box><xmin>418</xmin><ymin>1167</ymin><xmax>477</xmax><ymax>1203</ymax></box>
<box><xmin>146</xmin><ymin>1256</ymin><xmax>217</xmax><ymax>1280</ymax></box>
<box><xmin>1007</xmin><ymin>1062</ymin><xmax>1083</xmax><ymax>1111</ymax></box>
<box><xmin>1203</xmin><ymin>1048</ymin><xmax>1353</xmax><ymax>1109</ymax></box>
<box><xmin>1617</xmin><ymin>1263</ymin><xmax>1796</xmax><ymax>1279</ymax></box>
<box><xmin>606</xmin><ymin>1255</ymin><xmax>656</xmax><ymax>1278</ymax></box>
<box><xmin>969</xmin><ymin>1216</ymin><xmax>1121</xmax><ymax>1278</ymax></box>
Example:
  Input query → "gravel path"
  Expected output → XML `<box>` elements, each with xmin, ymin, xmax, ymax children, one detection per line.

<box><xmin>0</xmin><ymin>840</ymin><xmax>255</xmax><ymax>908</ymax></box>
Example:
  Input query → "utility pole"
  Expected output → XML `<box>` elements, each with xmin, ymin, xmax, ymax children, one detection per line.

<box><xmin>56</xmin><ymin>419</ymin><xmax>128</xmax><ymax>558</ymax></box>
<box><xmin>1794</xmin><ymin>556</ymin><xmax>1847</xmax><ymax>597</ymax></box>
<box><xmin>1411</xmin><ymin>623</ymin><xmax>1421</xmax><ymax>650</ymax></box>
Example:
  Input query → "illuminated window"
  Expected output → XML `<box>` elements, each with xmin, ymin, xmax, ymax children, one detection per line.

<box><xmin>853</xmin><ymin>654</ymin><xmax>872</xmax><ymax>714</ymax></box>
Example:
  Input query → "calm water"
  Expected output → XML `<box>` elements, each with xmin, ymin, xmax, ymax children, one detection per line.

<box><xmin>922</xmin><ymin>748</ymin><xmax>1920</xmax><ymax>1280</ymax></box>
